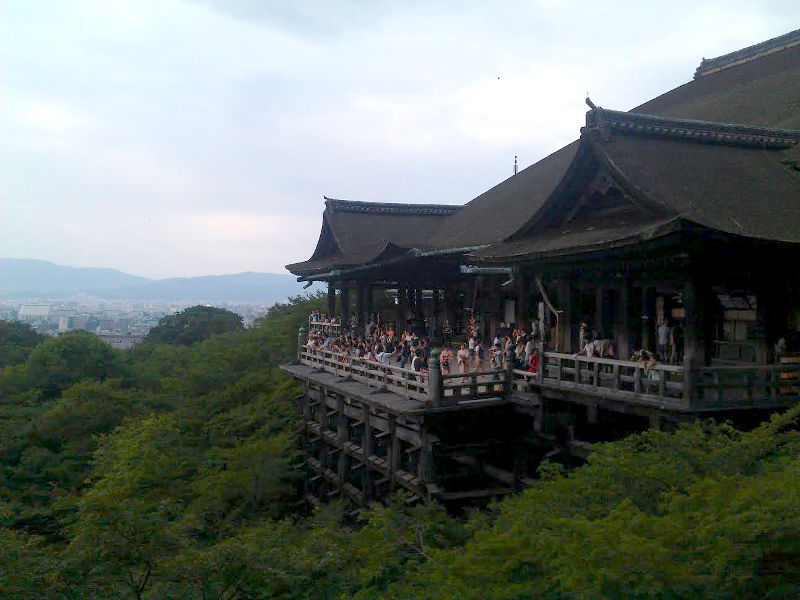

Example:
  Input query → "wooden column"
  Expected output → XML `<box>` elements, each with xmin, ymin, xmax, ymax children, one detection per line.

<box><xmin>516</xmin><ymin>271</ymin><xmax>528</xmax><ymax>329</ymax></box>
<box><xmin>365</xmin><ymin>284</ymin><xmax>374</xmax><ymax>326</ymax></box>
<box><xmin>336</xmin><ymin>397</ymin><xmax>348</xmax><ymax>489</ymax></box>
<box><xmin>559</xmin><ymin>280</ymin><xmax>573</xmax><ymax>352</ymax></box>
<box><xmin>683</xmin><ymin>274</ymin><xmax>709</xmax><ymax>407</ymax></box>
<box><xmin>316</xmin><ymin>394</ymin><xmax>328</xmax><ymax>495</ymax></box>
<box><xmin>361</xmin><ymin>403</ymin><xmax>373</xmax><ymax>501</ymax></box>
<box><xmin>617</xmin><ymin>283</ymin><xmax>631</xmax><ymax>359</ymax></box>
<box><xmin>340</xmin><ymin>284</ymin><xmax>350</xmax><ymax>323</ymax></box>
<box><xmin>388</xmin><ymin>415</ymin><xmax>399</xmax><ymax>492</ymax></box>
<box><xmin>417</xmin><ymin>426</ymin><xmax>432</xmax><ymax>486</ymax></box>
<box><xmin>354</xmin><ymin>283</ymin><xmax>364</xmax><ymax>332</ymax></box>
<box><xmin>641</xmin><ymin>286</ymin><xmax>656</xmax><ymax>351</ymax></box>
<box><xmin>397</xmin><ymin>282</ymin><xmax>407</xmax><ymax>332</ymax></box>
<box><xmin>595</xmin><ymin>286</ymin><xmax>604</xmax><ymax>339</ymax></box>
<box><xmin>327</xmin><ymin>282</ymin><xmax>336</xmax><ymax>316</ymax></box>
<box><xmin>432</xmin><ymin>288</ymin><xmax>441</xmax><ymax>339</ymax></box>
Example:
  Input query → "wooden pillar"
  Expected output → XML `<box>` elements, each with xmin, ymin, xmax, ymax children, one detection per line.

<box><xmin>355</xmin><ymin>283</ymin><xmax>365</xmax><ymax>332</ymax></box>
<box><xmin>365</xmin><ymin>284</ymin><xmax>374</xmax><ymax>326</ymax></box>
<box><xmin>316</xmin><ymin>394</ymin><xmax>328</xmax><ymax>495</ymax></box>
<box><xmin>516</xmin><ymin>271</ymin><xmax>528</xmax><ymax>328</ymax></box>
<box><xmin>427</xmin><ymin>352</ymin><xmax>443</xmax><ymax>406</ymax></box>
<box><xmin>683</xmin><ymin>274</ymin><xmax>708</xmax><ymax>407</ymax></box>
<box><xmin>641</xmin><ymin>286</ymin><xmax>656</xmax><ymax>351</ymax></box>
<box><xmin>559</xmin><ymin>280</ymin><xmax>573</xmax><ymax>352</ymax></box>
<box><xmin>361</xmin><ymin>403</ymin><xmax>373</xmax><ymax>501</ymax></box>
<box><xmin>397</xmin><ymin>282</ymin><xmax>407</xmax><ymax>332</ymax></box>
<box><xmin>617</xmin><ymin>283</ymin><xmax>631</xmax><ymax>359</ymax></box>
<box><xmin>327</xmin><ymin>282</ymin><xmax>336</xmax><ymax>316</ymax></box>
<box><xmin>595</xmin><ymin>286</ymin><xmax>604</xmax><ymax>339</ymax></box>
<box><xmin>336</xmin><ymin>397</ymin><xmax>348</xmax><ymax>487</ymax></box>
<box><xmin>417</xmin><ymin>426</ymin><xmax>432</xmax><ymax>485</ymax></box>
<box><xmin>432</xmin><ymin>288</ymin><xmax>441</xmax><ymax>339</ymax></box>
<box><xmin>388</xmin><ymin>414</ymin><xmax>399</xmax><ymax>492</ymax></box>
<box><xmin>340</xmin><ymin>284</ymin><xmax>350</xmax><ymax>323</ymax></box>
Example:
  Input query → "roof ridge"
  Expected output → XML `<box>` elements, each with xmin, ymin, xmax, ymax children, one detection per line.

<box><xmin>694</xmin><ymin>28</ymin><xmax>800</xmax><ymax>78</ymax></box>
<box><xmin>323</xmin><ymin>197</ymin><xmax>461</xmax><ymax>216</ymax></box>
<box><xmin>583</xmin><ymin>107</ymin><xmax>800</xmax><ymax>149</ymax></box>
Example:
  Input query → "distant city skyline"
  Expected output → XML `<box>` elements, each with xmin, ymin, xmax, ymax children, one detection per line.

<box><xmin>2</xmin><ymin>1</ymin><xmax>797</xmax><ymax>279</ymax></box>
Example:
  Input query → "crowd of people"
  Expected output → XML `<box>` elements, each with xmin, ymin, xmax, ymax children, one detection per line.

<box><xmin>306</xmin><ymin>310</ymin><xmax>688</xmax><ymax>383</ymax></box>
<box><xmin>304</xmin><ymin>320</ymin><xmax>542</xmax><ymax>377</ymax></box>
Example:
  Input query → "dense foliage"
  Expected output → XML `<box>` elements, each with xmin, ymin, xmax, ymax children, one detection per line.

<box><xmin>0</xmin><ymin>320</ymin><xmax>44</xmax><ymax>368</ymax></box>
<box><xmin>145</xmin><ymin>305</ymin><xmax>245</xmax><ymax>345</ymax></box>
<box><xmin>1</xmin><ymin>293</ymin><xmax>798</xmax><ymax>599</ymax></box>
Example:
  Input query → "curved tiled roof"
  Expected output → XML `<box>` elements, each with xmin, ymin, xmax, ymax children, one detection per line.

<box><xmin>694</xmin><ymin>28</ymin><xmax>800</xmax><ymax>78</ymax></box>
<box><xmin>286</xmin><ymin>198</ymin><xmax>460</xmax><ymax>276</ymax></box>
<box><xmin>636</xmin><ymin>39</ymin><xmax>800</xmax><ymax>130</ymax></box>
<box><xmin>588</xmin><ymin>118</ymin><xmax>800</xmax><ymax>243</ymax></box>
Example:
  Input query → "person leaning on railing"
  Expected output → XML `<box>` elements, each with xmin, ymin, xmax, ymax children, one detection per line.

<box><xmin>440</xmin><ymin>345</ymin><xmax>453</xmax><ymax>374</ymax></box>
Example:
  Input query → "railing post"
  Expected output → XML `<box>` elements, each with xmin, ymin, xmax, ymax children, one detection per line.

<box><xmin>427</xmin><ymin>349</ymin><xmax>443</xmax><ymax>406</ymax></box>
<box><xmin>297</xmin><ymin>327</ymin><xmax>306</xmax><ymax>362</ymax></box>
<box><xmin>504</xmin><ymin>359</ymin><xmax>514</xmax><ymax>400</ymax></box>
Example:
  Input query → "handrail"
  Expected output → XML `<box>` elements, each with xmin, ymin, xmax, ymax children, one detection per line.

<box><xmin>441</xmin><ymin>368</ymin><xmax>501</xmax><ymax>380</ymax></box>
<box><xmin>700</xmin><ymin>364</ymin><xmax>800</xmax><ymax>372</ymax></box>
<box><xmin>302</xmin><ymin>346</ymin><xmax>422</xmax><ymax>377</ymax></box>
<box><xmin>298</xmin><ymin>333</ymin><xmax>799</xmax><ymax>410</ymax></box>
<box><xmin>299</xmin><ymin>345</ymin><xmax>429</xmax><ymax>401</ymax></box>
<box><xmin>543</xmin><ymin>351</ymin><xmax>684</xmax><ymax>372</ymax></box>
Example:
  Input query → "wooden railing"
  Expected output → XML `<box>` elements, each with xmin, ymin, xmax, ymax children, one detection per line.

<box><xmin>441</xmin><ymin>369</ymin><xmax>506</xmax><ymax>401</ymax></box>
<box><xmin>299</xmin><ymin>346</ymin><xmax>428</xmax><ymax>401</ymax></box>
<box><xmin>299</xmin><ymin>340</ymin><xmax>800</xmax><ymax>411</ymax></box>
<box><xmin>517</xmin><ymin>352</ymin><xmax>687</xmax><ymax>408</ymax></box>
<box><xmin>308</xmin><ymin>319</ymin><xmax>341</xmax><ymax>334</ymax></box>
<box><xmin>696</xmin><ymin>363</ymin><xmax>800</xmax><ymax>409</ymax></box>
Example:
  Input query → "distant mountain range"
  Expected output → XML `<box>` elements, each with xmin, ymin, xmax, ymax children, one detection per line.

<box><xmin>0</xmin><ymin>259</ymin><xmax>319</xmax><ymax>303</ymax></box>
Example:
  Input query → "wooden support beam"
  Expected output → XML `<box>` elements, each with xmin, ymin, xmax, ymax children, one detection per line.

<box><xmin>388</xmin><ymin>415</ymin><xmax>399</xmax><ymax>492</ymax></box>
<box><xmin>327</xmin><ymin>282</ymin><xmax>336</xmax><ymax>316</ymax></box>
<box><xmin>340</xmin><ymin>284</ymin><xmax>350</xmax><ymax>323</ymax></box>
<box><xmin>361</xmin><ymin>403</ymin><xmax>373</xmax><ymax>501</ymax></box>
<box><xmin>451</xmin><ymin>454</ymin><xmax>515</xmax><ymax>486</ymax></box>
<box><xmin>441</xmin><ymin>488</ymin><xmax>514</xmax><ymax>501</ymax></box>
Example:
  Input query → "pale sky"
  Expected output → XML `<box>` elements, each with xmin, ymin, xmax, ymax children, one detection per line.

<box><xmin>1</xmin><ymin>1</ymin><xmax>797</xmax><ymax>279</ymax></box>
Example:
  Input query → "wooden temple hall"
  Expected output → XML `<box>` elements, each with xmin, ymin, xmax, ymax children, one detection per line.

<box><xmin>281</xmin><ymin>30</ymin><xmax>800</xmax><ymax>507</ymax></box>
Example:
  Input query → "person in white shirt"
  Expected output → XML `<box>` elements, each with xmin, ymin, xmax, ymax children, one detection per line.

<box><xmin>524</xmin><ymin>337</ymin><xmax>535</xmax><ymax>365</ymax></box>
<box><xmin>657</xmin><ymin>320</ymin><xmax>671</xmax><ymax>361</ymax></box>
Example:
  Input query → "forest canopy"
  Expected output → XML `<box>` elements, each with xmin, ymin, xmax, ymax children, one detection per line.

<box><xmin>144</xmin><ymin>305</ymin><xmax>245</xmax><ymax>345</ymax></box>
<box><xmin>1</xmin><ymin>293</ymin><xmax>798</xmax><ymax>599</ymax></box>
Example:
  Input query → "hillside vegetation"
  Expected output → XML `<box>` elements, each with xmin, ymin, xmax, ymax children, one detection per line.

<box><xmin>1</xmin><ymin>296</ymin><xmax>798</xmax><ymax>599</ymax></box>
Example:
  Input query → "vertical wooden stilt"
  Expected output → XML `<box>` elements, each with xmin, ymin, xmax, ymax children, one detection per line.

<box><xmin>361</xmin><ymin>404</ymin><xmax>373</xmax><ymax>501</ymax></box>
<box><xmin>388</xmin><ymin>415</ymin><xmax>399</xmax><ymax>492</ymax></box>
<box><xmin>327</xmin><ymin>282</ymin><xmax>336</xmax><ymax>316</ymax></box>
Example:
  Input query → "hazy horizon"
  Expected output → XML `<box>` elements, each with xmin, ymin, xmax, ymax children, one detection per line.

<box><xmin>2</xmin><ymin>1</ymin><xmax>797</xmax><ymax>279</ymax></box>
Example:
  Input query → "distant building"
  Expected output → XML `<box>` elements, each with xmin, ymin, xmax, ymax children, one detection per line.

<box><xmin>95</xmin><ymin>333</ymin><xmax>144</xmax><ymax>350</ymax></box>
<box><xmin>17</xmin><ymin>304</ymin><xmax>51</xmax><ymax>323</ymax></box>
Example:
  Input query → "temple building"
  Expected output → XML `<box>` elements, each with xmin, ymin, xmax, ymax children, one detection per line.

<box><xmin>282</xmin><ymin>30</ymin><xmax>800</xmax><ymax>507</ymax></box>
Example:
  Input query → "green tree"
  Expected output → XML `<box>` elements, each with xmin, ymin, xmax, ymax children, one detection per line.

<box><xmin>145</xmin><ymin>306</ymin><xmax>244</xmax><ymax>346</ymax></box>
<box><xmin>25</xmin><ymin>331</ymin><xmax>123</xmax><ymax>399</ymax></box>
<box><xmin>0</xmin><ymin>320</ymin><xmax>44</xmax><ymax>368</ymax></box>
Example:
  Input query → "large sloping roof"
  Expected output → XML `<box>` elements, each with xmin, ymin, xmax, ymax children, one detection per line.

<box><xmin>590</xmin><ymin>111</ymin><xmax>800</xmax><ymax>243</ymax></box>
<box><xmin>428</xmin><ymin>141</ymin><xmax>581</xmax><ymax>248</ymax></box>
<box><xmin>474</xmin><ymin>109</ymin><xmax>800</xmax><ymax>261</ymax></box>
<box><xmin>434</xmin><ymin>31</ymin><xmax>800</xmax><ymax>252</ymax></box>
<box><xmin>286</xmin><ymin>198</ymin><xmax>460</xmax><ymax>276</ymax></box>
<box><xmin>635</xmin><ymin>30</ymin><xmax>800</xmax><ymax>129</ymax></box>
